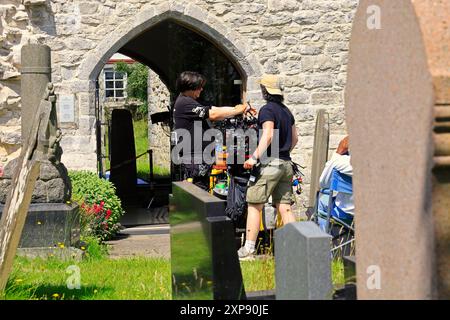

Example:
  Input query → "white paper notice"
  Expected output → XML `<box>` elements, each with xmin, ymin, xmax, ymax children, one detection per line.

<box><xmin>59</xmin><ymin>95</ymin><xmax>75</xmax><ymax>123</ymax></box>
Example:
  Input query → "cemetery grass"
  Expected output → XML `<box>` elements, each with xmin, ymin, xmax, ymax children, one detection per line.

<box><xmin>240</xmin><ymin>258</ymin><xmax>346</xmax><ymax>292</ymax></box>
<box><xmin>5</xmin><ymin>256</ymin><xmax>171</xmax><ymax>300</ymax></box>
<box><xmin>5</xmin><ymin>255</ymin><xmax>345</xmax><ymax>300</ymax></box>
<box><xmin>332</xmin><ymin>259</ymin><xmax>345</xmax><ymax>287</ymax></box>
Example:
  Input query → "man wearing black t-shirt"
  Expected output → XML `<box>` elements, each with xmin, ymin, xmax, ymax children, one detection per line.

<box><xmin>173</xmin><ymin>71</ymin><xmax>250</xmax><ymax>190</ymax></box>
<box><xmin>238</xmin><ymin>74</ymin><xmax>299</xmax><ymax>261</ymax></box>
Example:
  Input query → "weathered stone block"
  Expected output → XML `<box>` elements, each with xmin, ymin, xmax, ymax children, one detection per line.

<box><xmin>39</xmin><ymin>161</ymin><xmax>62</xmax><ymax>181</ymax></box>
<box><xmin>0</xmin><ymin>179</ymin><xmax>11</xmax><ymax>203</ymax></box>
<box><xmin>268</xmin><ymin>0</ymin><xmax>299</xmax><ymax>12</ymax></box>
<box><xmin>293</xmin><ymin>10</ymin><xmax>321</xmax><ymax>25</ymax></box>
<box><xmin>286</xmin><ymin>92</ymin><xmax>310</xmax><ymax>104</ymax></box>
<box><xmin>305</xmin><ymin>75</ymin><xmax>333</xmax><ymax>89</ymax></box>
<box><xmin>79</xmin><ymin>3</ymin><xmax>98</xmax><ymax>15</ymax></box>
<box><xmin>311</xmin><ymin>92</ymin><xmax>342</xmax><ymax>105</ymax></box>
<box><xmin>299</xmin><ymin>45</ymin><xmax>323</xmax><ymax>56</ymax></box>
<box><xmin>302</xmin><ymin>55</ymin><xmax>338</xmax><ymax>72</ymax></box>
<box><xmin>24</xmin><ymin>0</ymin><xmax>47</xmax><ymax>7</ymax></box>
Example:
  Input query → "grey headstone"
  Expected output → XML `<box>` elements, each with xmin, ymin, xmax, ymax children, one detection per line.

<box><xmin>307</xmin><ymin>109</ymin><xmax>329</xmax><ymax>215</ymax></box>
<box><xmin>275</xmin><ymin>221</ymin><xmax>332</xmax><ymax>300</ymax></box>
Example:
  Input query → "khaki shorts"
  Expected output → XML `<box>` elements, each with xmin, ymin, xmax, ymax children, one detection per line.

<box><xmin>246</xmin><ymin>158</ymin><xmax>294</xmax><ymax>205</ymax></box>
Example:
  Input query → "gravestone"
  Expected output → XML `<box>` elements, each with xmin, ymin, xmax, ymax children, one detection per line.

<box><xmin>170</xmin><ymin>182</ymin><xmax>245</xmax><ymax>300</ymax></box>
<box><xmin>307</xmin><ymin>110</ymin><xmax>330</xmax><ymax>217</ymax></box>
<box><xmin>109</xmin><ymin>109</ymin><xmax>137</xmax><ymax>201</ymax></box>
<box><xmin>346</xmin><ymin>0</ymin><xmax>449</xmax><ymax>299</ymax></box>
<box><xmin>275</xmin><ymin>221</ymin><xmax>332</xmax><ymax>300</ymax></box>
<box><xmin>413</xmin><ymin>0</ymin><xmax>450</xmax><ymax>299</ymax></box>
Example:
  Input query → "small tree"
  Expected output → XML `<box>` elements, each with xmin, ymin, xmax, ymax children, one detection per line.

<box><xmin>115</xmin><ymin>61</ymin><xmax>148</xmax><ymax>120</ymax></box>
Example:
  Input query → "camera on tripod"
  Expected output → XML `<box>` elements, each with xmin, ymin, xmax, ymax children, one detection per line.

<box><xmin>213</xmin><ymin>108</ymin><xmax>258</xmax><ymax>177</ymax></box>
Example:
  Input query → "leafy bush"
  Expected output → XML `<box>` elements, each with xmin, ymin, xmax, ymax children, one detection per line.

<box><xmin>69</xmin><ymin>171</ymin><xmax>123</xmax><ymax>241</ymax></box>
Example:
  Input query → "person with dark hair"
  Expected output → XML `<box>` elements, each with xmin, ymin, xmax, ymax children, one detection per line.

<box><xmin>173</xmin><ymin>71</ymin><xmax>251</xmax><ymax>190</ymax></box>
<box><xmin>238</xmin><ymin>74</ymin><xmax>298</xmax><ymax>260</ymax></box>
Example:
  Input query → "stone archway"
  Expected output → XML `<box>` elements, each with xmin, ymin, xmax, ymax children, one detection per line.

<box><xmin>66</xmin><ymin>1</ymin><xmax>262</xmax><ymax>171</ymax></box>
<box><xmin>79</xmin><ymin>1</ymin><xmax>261</xmax><ymax>84</ymax></box>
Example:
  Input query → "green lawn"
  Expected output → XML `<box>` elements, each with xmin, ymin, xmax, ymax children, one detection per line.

<box><xmin>133</xmin><ymin>119</ymin><xmax>151</xmax><ymax>180</ymax></box>
<box><xmin>4</xmin><ymin>256</ymin><xmax>171</xmax><ymax>300</ymax></box>
<box><xmin>4</xmin><ymin>253</ymin><xmax>345</xmax><ymax>300</ymax></box>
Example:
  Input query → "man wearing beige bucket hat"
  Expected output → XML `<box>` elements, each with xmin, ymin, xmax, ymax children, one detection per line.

<box><xmin>238</xmin><ymin>74</ymin><xmax>299</xmax><ymax>260</ymax></box>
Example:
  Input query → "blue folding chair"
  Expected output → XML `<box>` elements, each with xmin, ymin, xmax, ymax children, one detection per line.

<box><xmin>313</xmin><ymin>168</ymin><xmax>354</xmax><ymax>256</ymax></box>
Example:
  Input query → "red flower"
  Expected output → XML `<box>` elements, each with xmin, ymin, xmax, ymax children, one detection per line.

<box><xmin>106</xmin><ymin>209</ymin><xmax>112</xmax><ymax>219</ymax></box>
<box><xmin>94</xmin><ymin>204</ymin><xmax>102</xmax><ymax>214</ymax></box>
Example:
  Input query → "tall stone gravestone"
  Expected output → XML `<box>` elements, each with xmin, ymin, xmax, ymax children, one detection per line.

<box><xmin>346</xmin><ymin>0</ymin><xmax>449</xmax><ymax>299</ymax></box>
<box><xmin>170</xmin><ymin>182</ymin><xmax>245</xmax><ymax>300</ymax></box>
<box><xmin>307</xmin><ymin>110</ymin><xmax>330</xmax><ymax>217</ymax></box>
<box><xmin>413</xmin><ymin>0</ymin><xmax>450</xmax><ymax>299</ymax></box>
<box><xmin>109</xmin><ymin>109</ymin><xmax>137</xmax><ymax>202</ymax></box>
<box><xmin>275</xmin><ymin>221</ymin><xmax>332</xmax><ymax>300</ymax></box>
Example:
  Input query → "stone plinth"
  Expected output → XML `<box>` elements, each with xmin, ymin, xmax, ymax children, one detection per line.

<box><xmin>0</xmin><ymin>203</ymin><xmax>79</xmax><ymax>248</ymax></box>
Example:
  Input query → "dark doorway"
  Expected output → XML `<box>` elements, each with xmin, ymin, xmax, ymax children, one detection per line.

<box><xmin>119</xmin><ymin>19</ymin><xmax>243</xmax><ymax>107</ymax></box>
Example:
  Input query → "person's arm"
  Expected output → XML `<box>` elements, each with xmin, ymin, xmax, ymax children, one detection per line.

<box><xmin>208</xmin><ymin>104</ymin><xmax>247</xmax><ymax>121</ymax></box>
<box><xmin>253</xmin><ymin>121</ymin><xmax>274</xmax><ymax>159</ymax></box>
<box><xmin>244</xmin><ymin>121</ymin><xmax>274</xmax><ymax>169</ymax></box>
<box><xmin>319</xmin><ymin>159</ymin><xmax>334</xmax><ymax>188</ymax></box>
<box><xmin>332</xmin><ymin>153</ymin><xmax>353</xmax><ymax>176</ymax></box>
<box><xmin>290</xmin><ymin>125</ymin><xmax>298</xmax><ymax>152</ymax></box>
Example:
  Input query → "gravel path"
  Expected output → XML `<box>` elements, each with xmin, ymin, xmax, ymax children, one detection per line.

<box><xmin>105</xmin><ymin>224</ymin><xmax>171</xmax><ymax>259</ymax></box>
